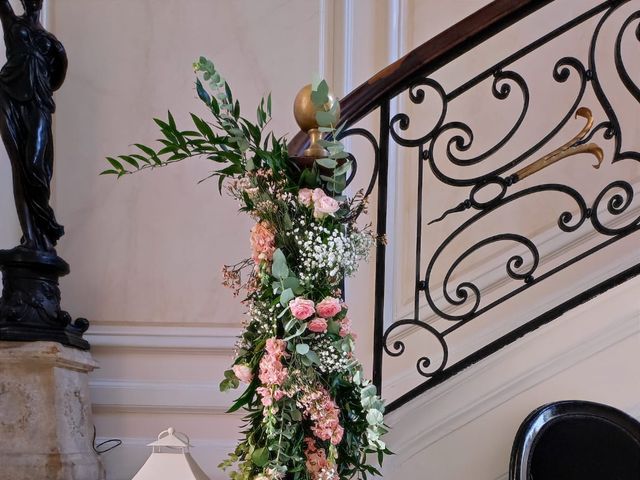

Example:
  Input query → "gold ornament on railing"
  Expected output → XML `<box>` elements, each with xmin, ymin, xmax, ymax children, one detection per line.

<box><xmin>514</xmin><ymin>107</ymin><xmax>604</xmax><ymax>180</ymax></box>
<box><xmin>428</xmin><ymin>106</ymin><xmax>605</xmax><ymax>226</ymax></box>
<box><xmin>293</xmin><ymin>83</ymin><xmax>341</xmax><ymax>158</ymax></box>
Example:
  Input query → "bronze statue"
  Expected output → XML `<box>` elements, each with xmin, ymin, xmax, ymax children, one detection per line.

<box><xmin>0</xmin><ymin>0</ymin><xmax>88</xmax><ymax>349</ymax></box>
<box><xmin>0</xmin><ymin>0</ymin><xmax>66</xmax><ymax>252</ymax></box>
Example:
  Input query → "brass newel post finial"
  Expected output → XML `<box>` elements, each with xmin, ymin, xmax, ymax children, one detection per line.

<box><xmin>293</xmin><ymin>83</ymin><xmax>341</xmax><ymax>159</ymax></box>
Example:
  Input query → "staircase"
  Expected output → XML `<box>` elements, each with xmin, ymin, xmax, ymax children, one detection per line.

<box><xmin>287</xmin><ymin>0</ymin><xmax>640</xmax><ymax>476</ymax></box>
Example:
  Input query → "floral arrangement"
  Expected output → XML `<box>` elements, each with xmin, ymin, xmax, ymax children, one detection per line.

<box><xmin>104</xmin><ymin>57</ymin><xmax>390</xmax><ymax>480</ymax></box>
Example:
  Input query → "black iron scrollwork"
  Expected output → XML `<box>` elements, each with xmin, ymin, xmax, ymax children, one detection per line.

<box><xmin>349</xmin><ymin>0</ymin><xmax>640</xmax><ymax>411</ymax></box>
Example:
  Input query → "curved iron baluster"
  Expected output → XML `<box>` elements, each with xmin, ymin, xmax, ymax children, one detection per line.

<box><xmin>426</xmin><ymin>57</ymin><xmax>588</xmax><ymax>186</ymax></box>
<box><xmin>588</xmin><ymin>1</ymin><xmax>633</xmax><ymax>162</ymax></box>
<box><xmin>614</xmin><ymin>10</ymin><xmax>640</xmax><ymax>103</ymax></box>
<box><xmin>389</xmin><ymin>78</ymin><xmax>448</xmax><ymax>147</ymax></box>
<box><xmin>382</xmin><ymin>318</ymin><xmax>448</xmax><ymax>378</ymax></box>
<box><xmin>423</xmin><ymin>185</ymin><xmax>589</xmax><ymax>322</ymax></box>
<box><xmin>446</xmin><ymin>71</ymin><xmax>530</xmax><ymax>167</ymax></box>
<box><xmin>591</xmin><ymin>181</ymin><xmax>639</xmax><ymax>235</ymax></box>
<box><xmin>337</xmin><ymin>127</ymin><xmax>380</xmax><ymax>197</ymax></box>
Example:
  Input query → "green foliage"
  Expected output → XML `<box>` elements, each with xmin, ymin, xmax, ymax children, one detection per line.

<box><xmin>105</xmin><ymin>57</ymin><xmax>388</xmax><ymax>480</ymax></box>
<box><xmin>271</xmin><ymin>249</ymin><xmax>289</xmax><ymax>280</ymax></box>
<box><xmin>308</xmin><ymin>80</ymin><xmax>351</xmax><ymax>194</ymax></box>
<box><xmin>102</xmin><ymin>57</ymin><xmax>286</xmax><ymax>191</ymax></box>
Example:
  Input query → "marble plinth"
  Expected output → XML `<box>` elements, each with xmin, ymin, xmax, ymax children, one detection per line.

<box><xmin>0</xmin><ymin>341</ymin><xmax>105</xmax><ymax>480</ymax></box>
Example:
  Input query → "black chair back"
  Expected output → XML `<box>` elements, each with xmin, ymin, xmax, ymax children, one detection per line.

<box><xmin>509</xmin><ymin>400</ymin><xmax>640</xmax><ymax>480</ymax></box>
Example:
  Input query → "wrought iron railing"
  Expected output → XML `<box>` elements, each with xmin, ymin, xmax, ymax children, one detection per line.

<box><xmin>292</xmin><ymin>0</ymin><xmax>640</xmax><ymax>412</ymax></box>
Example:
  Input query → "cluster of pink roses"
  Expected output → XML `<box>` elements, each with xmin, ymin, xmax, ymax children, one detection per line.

<box><xmin>250</xmin><ymin>221</ymin><xmax>276</xmax><ymax>264</ymax></box>
<box><xmin>304</xmin><ymin>438</ymin><xmax>338</xmax><ymax>480</ymax></box>
<box><xmin>256</xmin><ymin>338</ymin><xmax>288</xmax><ymax>406</ymax></box>
<box><xmin>298</xmin><ymin>385</ymin><xmax>344</xmax><ymax>445</ymax></box>
<box><xmin>289</xmin><ymin>296</ymin><xmax>350</xmax><ymax>336</ymax></box>
<box><xmin>298</xmin><ymin>188</ymin><xmax>340</xmax><ymax>219</ymax></box>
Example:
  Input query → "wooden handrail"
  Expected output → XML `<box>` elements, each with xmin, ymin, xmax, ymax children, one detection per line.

<box><xmin>289</xmin><ymin>0</ymin><xmax>555</xmax><ymax>155</ymax></box>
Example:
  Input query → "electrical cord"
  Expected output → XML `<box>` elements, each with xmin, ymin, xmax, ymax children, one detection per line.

<box><xmin>92</xmin><ymin>425</ymin><xmax>122</xmax><ymax>455</ymax></box>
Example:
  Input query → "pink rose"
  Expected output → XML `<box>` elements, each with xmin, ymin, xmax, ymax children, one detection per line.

<box><xmin>312</xmin><ymin>188</ymin><xmax>326</xmax><ymax>203</ymax></box>
<box><xmin>313</xmin><ymin>195</ymin><xmax>340</xmax><ymax>219</ymax></box>
<box><xmin>289</xmin><ymin>297</ymin><xmax>315</xmax><ymax>320</ymax></box>
<box><xmin>316</xmin><ymin>296</ymin><xmax>342</xmax><ymax>318</ymax></box>
<box><xmin>232</xmin><ymin>364</ymin><xmax>253</xmax><ymax>383</ymax></box>
<box><xmin>339</xmin><ymin>317</ymin><xmax>352</xmax><ymax>338</ymax></box>
<box><xmin>298</xmin><ymin>188</ymin><xmax>313</xmax><ymax>207</ymax></box>
<box><xmin>308</xmin><ymin>317</ymin><xmax>328</xmax><ymax>333</ymax></box>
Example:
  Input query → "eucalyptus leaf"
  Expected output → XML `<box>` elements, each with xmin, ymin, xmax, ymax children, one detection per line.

<box><xmin>311</xmin><ymin>80</ymin><xmax>329</xmax><ymax>107</ymax></box>
<box><xmin>300</xmin><ymin>355</ymin><xmax>312</xmax><ymax>367</ymax></box>
<box><xmin>295</xmin><ymin>343</ymin><xmax>310</xmax><ymax>355</ymax></box>
<box><xmin>284</xmin><ymin>317</ymin><xmax>297</xmax><ymax>333</ymax></box>
<box><xmin>282</xmin><ymin>277</ymin><xmax>301</xmax><ymax>292</ymax></box>
<box><xmin>315</xmin><ymin>158</ymin><xmax>337</xmax><ymax>169</ymax></box>
<box><xmin>305</xmin><ymin>349</ymin><xmax>321</xmax><ymax>365</ymax></box>
<box><xmin>366</xmin><ymin>409</ymin><xmax>384</xmax><ymax>426</ymax></box>
<box><xmin>283</xmin><ymin>323</ymin><xmax>307</xmax><ymax>341</ymax></box>
<box><xmin>316</xmin><ymin>110</ymin><xmax>338</xmax><ymax>127</ymax></box>
<box><xmin>272</xmin><ymin>249</ymin><xmax>289</xmax><ymax>279</ymax></box>
<box><xmin>330</xmin><ymin>151</ymin><xmax>351</xmax><ymax>160</ymax></box>
<box><xmin>334</xmin><ymin>161</ymin><xmax>352</xmax><ymax>176</ymax></box>
<box><xmin>280</xmin><ymin>288</ymin><xmax>295</xmax><ymax>306</ymax></box>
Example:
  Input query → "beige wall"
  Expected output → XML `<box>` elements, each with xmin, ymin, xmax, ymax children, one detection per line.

<box><xmin>0</xmin><ymin>0</ymin><xmax>639</xmax><ymax>479</ymax></box>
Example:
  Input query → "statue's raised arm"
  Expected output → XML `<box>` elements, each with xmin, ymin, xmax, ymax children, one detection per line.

<box><xmin>0</xmin><ymin>0</ymin><xmax>15</xmax><ymax>16</ymax></box>
<box><xmin>0</xmin><ymin>0</ymin><xmax>15</xmax><ymax>30</ymax></box>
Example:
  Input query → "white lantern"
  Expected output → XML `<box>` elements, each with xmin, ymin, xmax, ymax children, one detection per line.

<box><xmin>132</xmin><ymin>427</ymin><xmax>210</xmax><ymax>480</ymax></box>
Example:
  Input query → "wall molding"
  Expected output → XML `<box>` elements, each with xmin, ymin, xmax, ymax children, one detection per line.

<box><xmin>86</xmin><ymin>324</ymin><xmax>239</xmax><ymax>354</ymax></box>
<box><xmin>386</xmin><ymin>275</ymin><xmax>640</xmax><ymax>462</ymax></box>
<box><xmin>90</xmin><ymin>378</ymin><xmax>239</xmax><ymax>415</ymax></box>
<box><xmin>87</xmin><ymin>325</ymin><xmax>240</xmax><ymax>415</ymax></box>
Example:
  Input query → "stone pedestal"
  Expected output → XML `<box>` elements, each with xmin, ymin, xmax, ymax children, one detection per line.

<box><xmin>0</xmin><ymin>341</ymin><xmax>105</xmax><ymax>480</ymax></box>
